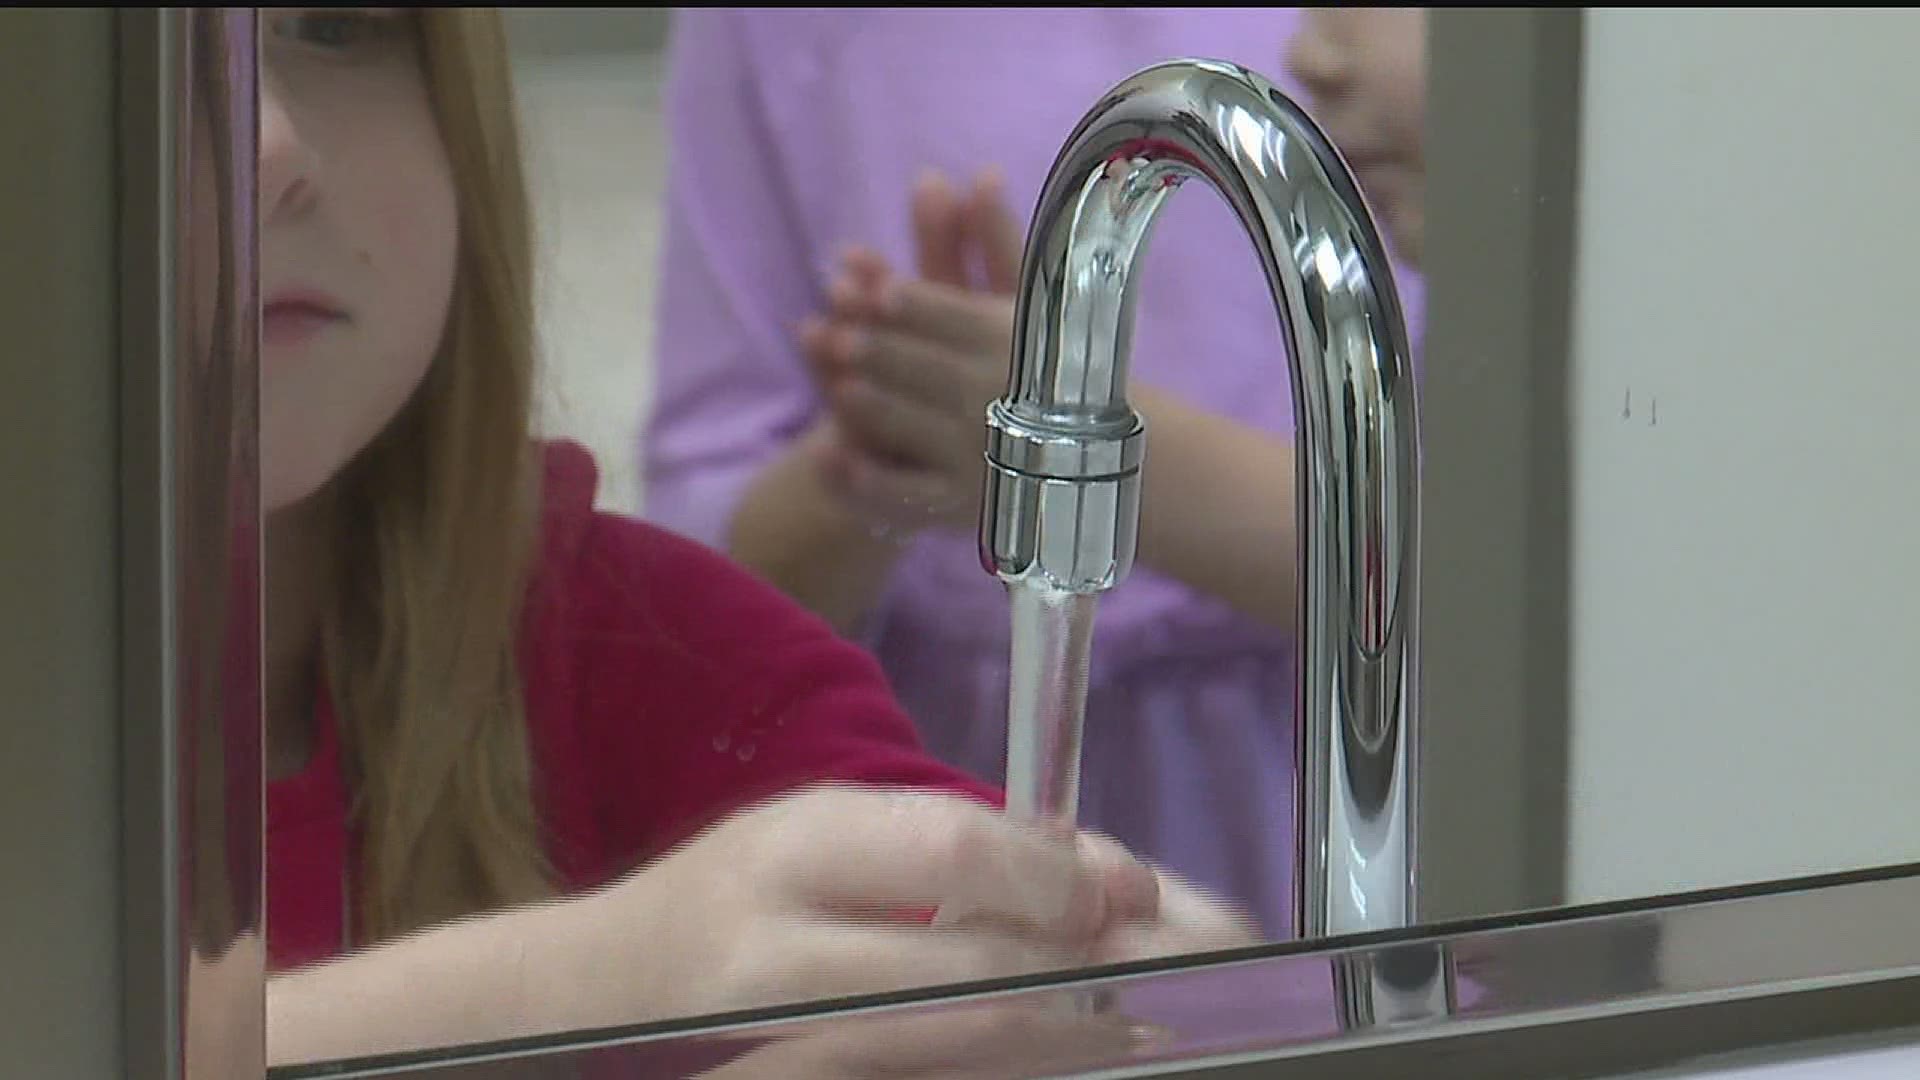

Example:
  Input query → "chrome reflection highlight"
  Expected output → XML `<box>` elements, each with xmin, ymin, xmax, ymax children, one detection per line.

<box><xmin>977</xmin><ymin>59</ymin><xmax>1421</xmax><ymax>948</ymax></box>
<box><xmin>119</xmin><ymin>8</ymin><xmax>263</xmax><ymax>1077</ymax></box>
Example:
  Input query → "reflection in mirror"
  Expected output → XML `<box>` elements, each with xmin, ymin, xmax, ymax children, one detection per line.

<box><xmin>265</xmin><ymin>7</ymin><xmax>1423</xmax><ymax>1069</ymax></box>
<box><xmin>223</xmin><ymin>2</ymin><xmax>1920</xmax><ymax>1074</ymax></box>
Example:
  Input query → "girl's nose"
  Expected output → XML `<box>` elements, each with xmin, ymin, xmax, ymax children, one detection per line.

<box><xmin>258</xmin><ymin>75</ymin><xmax>318</xmax><ymax>218</ymax></box>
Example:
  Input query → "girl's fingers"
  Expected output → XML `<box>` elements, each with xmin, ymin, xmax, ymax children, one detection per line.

<box><xmin>911</xmin><ymin>168</ymin><xmax>970</xmax><ymax>287</ymax></box>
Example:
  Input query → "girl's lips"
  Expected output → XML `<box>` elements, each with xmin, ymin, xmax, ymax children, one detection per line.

<box><xmin>262</xmin><ymin>299</ymin><xmax>346</xmax><ymax>348</ymax></box>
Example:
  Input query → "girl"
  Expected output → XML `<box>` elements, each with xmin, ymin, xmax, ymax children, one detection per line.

<box><xmin>642</xmin><ymin>9</ymin><xmax>1429</xmax><ymax>944</ymax></box>
<box><xmin>253</xmin><ymin>8</ymin><xmax>1251</xmax><ymax>1068</ymax></box>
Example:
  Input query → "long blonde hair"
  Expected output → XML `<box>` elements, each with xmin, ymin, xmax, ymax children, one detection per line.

<box><xmin>320</xmin><ymin>9</ymin><xmax>551</xmax><ymax>945</ymax></box>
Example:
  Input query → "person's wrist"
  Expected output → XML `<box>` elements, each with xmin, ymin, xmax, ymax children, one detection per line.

<box><xmin>511</xmin><ymin>886</ymin><xmax>643</xmax><ymax>1037</ymax></box>
<box><xmin>800</xmin><ymin>427</ymin><xmax>934</xmax><ymax>540</ymax></box>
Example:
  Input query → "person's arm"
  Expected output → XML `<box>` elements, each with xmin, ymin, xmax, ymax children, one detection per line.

<box><xmin>724</xmin><ymin>422</ymin><xmax>913</xmax><ymax>635</ymax></box>
<box><xmin>267</xmin><ymin>509</ymin><xmax>1256</xmax><ymax>1067</ymax></box>
<box><xmin>1130</xmin><ymin>385</ymin><xmax>1299</xmax><ymax>629</ymax></box>
<box><xmin>1127</xmin><ymin>263</ymin><xmax>1424</xmax><ymax>629</ymax></box>
<box><xmin>641</xmin><ymin>11</ymin><xmax>903</xmax><ymax>637</ymax></box>
<box><xmin>266</xmin><ymin>896</ymin><xmax>601</xmax><ymax>1066</ymax></box>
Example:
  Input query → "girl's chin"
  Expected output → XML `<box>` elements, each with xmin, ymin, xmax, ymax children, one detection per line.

<box><xmin>261</xmin><ymin>451</ymin><xmax>347</xmax><ymax>517</ymax></box>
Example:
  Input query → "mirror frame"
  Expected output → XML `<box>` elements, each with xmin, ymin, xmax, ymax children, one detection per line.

<box><xmin>94</xmin><ymin>7</ymin><xmax>1919</xmax><ymax>1077</ymax></box>
<box><xmin>271</xmin><ymin>865</ymin><xmax>1920</xmax><ymax>1078</ymax></box>
<box><xmin>119</xmin><ymin>6</ymin><xmax>265</xmax><ymax>1078</ymax></box>
<box><xmin>1418</xmin><ymin>5</ymin><xmax>1584</xmax><ymax>922</ymax></box>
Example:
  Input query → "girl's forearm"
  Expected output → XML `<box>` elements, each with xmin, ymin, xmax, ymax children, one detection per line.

<box><xmin>266</xmin><ymin>895</ymin><xmax>603</xmax><ymax>1067</ymax></box>
<box><xmin>1130</xmin><ymin>386</ymin><xmax>1299</xmax><ymax>629</ymax></box>
<box><xmin>725</xmin><ymin>430</ymin><xmax>913</xmax><ymax>637</ymax></box>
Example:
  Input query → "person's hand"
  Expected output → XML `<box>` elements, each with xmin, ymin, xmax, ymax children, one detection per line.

<box><xmin>697</xmin><ymin>830</ymin><xmax>1253</xmax><ymax>1079</ymax></box>
<box><xmin>798</xmin><ymin>169</ymin><xmax>1026</xmax><ymax>535</ymax></box>
<box><xmin>1077</xmin><ymin>832</ymin><xmax>1267</xmax><ymax>965</ymax></box>
<box><xmin>561</xmin><ymin>785</ymin><xmax>1162</xmax><ymax>1025</ymax></box>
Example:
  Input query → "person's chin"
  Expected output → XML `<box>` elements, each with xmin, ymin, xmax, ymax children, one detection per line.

<box><xmin>261</xmin><ymin>445</ymin><xmax>349</xmax><ymax>517</ymax></box>
<box><xmin>262</xmin><ymin>473</ymin><xmax>326</xmax><ymax>517</ymax></box>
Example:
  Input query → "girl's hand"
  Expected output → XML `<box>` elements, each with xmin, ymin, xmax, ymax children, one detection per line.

<box><xmin>563</xmin><ymin>785</ymin><xmax>1162</xmax><ymax>1024</ymax></box>
<box><xmin>799</xmin><ymin>169</ymin><xmax>1026</xmax><ymax>536</ymax></box>
<box><xmin>1082</xmin><ymin>833</ymin><xmax>1266</xmax><ymax>965</ymax></box>
<box><xmin>262</xmin><ymin>786</ymin><xmax>1254</xmax><ymax>1066</ymax></box>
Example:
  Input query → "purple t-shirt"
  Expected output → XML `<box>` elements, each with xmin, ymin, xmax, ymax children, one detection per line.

<box><xmin>643</xmin><ymin>7</ymin><xmax>1425</xmax><ymax>940</ymax></box>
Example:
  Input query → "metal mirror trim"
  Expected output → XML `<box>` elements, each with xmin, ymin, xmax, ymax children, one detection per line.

<box><xmin>119</xmin><ymin>7</ymin><xmax>265</xmax><ymax>1077</ymax></box>
<box><xmin>272</xmin><ymin>865</ymin><xmax>1920</xmax><ymax>1078</ymax></box>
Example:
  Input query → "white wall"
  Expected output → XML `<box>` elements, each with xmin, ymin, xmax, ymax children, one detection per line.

<box><xmin>1566</xmin><ymin>9</ymin><xmax>1920</xmax><ymax>904</ymax></box>
<box><xmin>507</xmin><ymin>15</ymin><xmax>670</xmax><ymax>519</ymax></box>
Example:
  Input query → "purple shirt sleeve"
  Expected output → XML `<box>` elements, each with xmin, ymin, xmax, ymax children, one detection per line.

<box><xmin>640</xmin><ymin>10</ymin><xmax>821</xmax><ymax>548</ymax></box>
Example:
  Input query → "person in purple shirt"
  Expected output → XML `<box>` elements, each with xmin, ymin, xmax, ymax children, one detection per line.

<box><xmin>642</xmin><ymin>8</ymin><xmax>1426</xmax><ymax>943</ymax></box>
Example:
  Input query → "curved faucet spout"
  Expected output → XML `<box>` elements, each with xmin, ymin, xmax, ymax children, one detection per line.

<box><xmin>979</xmin><ymin>59</ymin><xmax>1422</xmax><ymax>941</ymax></box>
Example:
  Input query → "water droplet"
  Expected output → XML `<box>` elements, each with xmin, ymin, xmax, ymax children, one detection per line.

<box><xmin>736</xmin><ymin>744</ymin><xmax>757</xmax><ymax>762</ymax></box>
<box><xmin>712</xmin><ymin>733</ymin><xmax>731</xmax><ymax>753</ymax></box>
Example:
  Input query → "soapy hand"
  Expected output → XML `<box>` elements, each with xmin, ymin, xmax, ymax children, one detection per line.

<box><xmin>799</xmin><ymin>168</ymin><xmax>1025</xmax><ymax>535</ymax></box>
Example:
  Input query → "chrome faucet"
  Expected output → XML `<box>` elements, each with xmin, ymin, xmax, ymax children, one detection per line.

<box><xmin>979</xmin><ymin>59</ymin><xmax>1421</xmax><ymax>942</ymax></box>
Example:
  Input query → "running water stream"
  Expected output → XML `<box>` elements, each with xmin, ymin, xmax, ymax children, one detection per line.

<box><xmin>1004</xmin><ymin>582</ymin><xmax>1100</xmax><ymax>827</ymax></box>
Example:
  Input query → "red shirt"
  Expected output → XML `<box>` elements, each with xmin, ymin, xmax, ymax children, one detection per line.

<box><xmin>267</xmin><ymin>440</ymin><xmax>998</xmax><ymax>971</ymax></box>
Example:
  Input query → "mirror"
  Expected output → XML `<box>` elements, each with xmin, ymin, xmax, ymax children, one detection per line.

<box><xmin>249</xmin><ymin>6</ymin><xmax>1920</xmax><ymax>1074</ymax></box>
